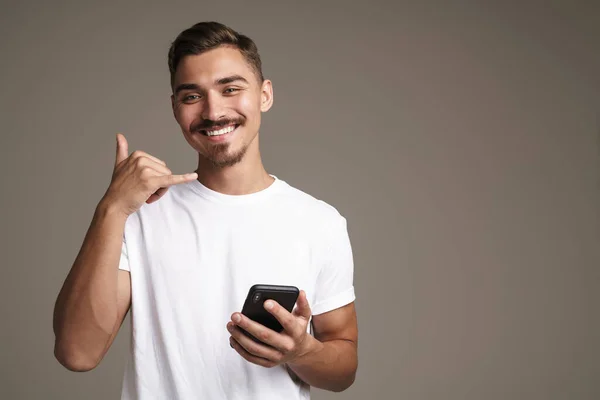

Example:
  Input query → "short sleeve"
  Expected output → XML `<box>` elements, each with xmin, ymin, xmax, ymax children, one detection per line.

<box><xmin>311</xmin><ymin>215</ymin><xmax>355</xmax><ymax>315</ymax></box>
<box><xmin>118</xmin><ymin>236</ymin><xmax>130</xmax><ymax>272</ymax></box>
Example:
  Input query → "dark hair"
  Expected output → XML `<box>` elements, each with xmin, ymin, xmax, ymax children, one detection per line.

<box><xmin>168</xmin><ymin>21</ymin><xmax>264</xmax><ymax>88</ymax></box>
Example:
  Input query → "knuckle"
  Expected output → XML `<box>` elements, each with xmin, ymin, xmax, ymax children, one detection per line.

<box><xmin>131</xmin><ymin>150</ymin><xmax>143</xmax><ymax>159</ymax></box>
<box><xmin>139</xmin><ymin>167</ymin><xmax>153</xmax><ymax>179</ymax></box>
<box><xmin>133</xmin><ymin>156</ymin><xmax>145</xmax><ymax>167</ymax></box>
<box><xmin>283</xmin><ymin>342</ymin><xmax>295</xmax><ymax>353</ymax></box>
<box><xmin>259</xmin><ymin>330</ymin><xmax>270</xmax><ymax>342</ymax></box>
<box><xmin>247</xmin><ymin>344</ymin><xmax>259</xmax><ymax>356</ymax></box>
<box><xmin>140</xmin><ymin>175</ymin><xmax>154</xmax><ymax>188</ymax></box>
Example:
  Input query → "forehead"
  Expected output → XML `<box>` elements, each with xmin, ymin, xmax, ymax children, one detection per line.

<box><xmin>173</xmin><ymin>46</ymin><xmax>256</xmax><ymax>87</ymax></box>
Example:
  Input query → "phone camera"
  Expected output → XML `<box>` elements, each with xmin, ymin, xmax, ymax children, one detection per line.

<box><xmin>253</xmin><ymin>292</ymin><xmax>262</xmax><ymax>303</ymax></box>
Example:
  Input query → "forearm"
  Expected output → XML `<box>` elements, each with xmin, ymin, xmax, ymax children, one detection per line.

<box><xmin>53</xmin><ymin>200</ymin><xmax>126</xmax><ymax>368</ymax></box>
<box><xmin>287</xmin><ymin>335</ymin><xmax>357</xmax><ymax>392</ymax></box>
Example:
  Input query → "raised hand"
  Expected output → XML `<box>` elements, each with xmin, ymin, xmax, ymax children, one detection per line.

<box><xmin>101</xmin><ymin>133</ymin><xmax>197</xmax><ymax>217</ymax></box>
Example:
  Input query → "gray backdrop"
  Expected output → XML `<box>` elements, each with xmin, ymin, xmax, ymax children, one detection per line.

<box><xmin>1</xmin><ymin>0</ymin><xmax>599</xmax><ymax>399</ymax></box>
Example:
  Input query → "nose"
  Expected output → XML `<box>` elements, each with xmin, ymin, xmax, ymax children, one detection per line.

<box><xmin>201</xmin><ymin>91</ymin><xmax>226</xmax><ymax>121</ymax></box>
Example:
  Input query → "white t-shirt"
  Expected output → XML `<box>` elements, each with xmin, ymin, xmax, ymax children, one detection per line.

<box><xmin>118</xmin><ymin>175</ymin><xmax>355</xmax><ymax>400</ymax></box>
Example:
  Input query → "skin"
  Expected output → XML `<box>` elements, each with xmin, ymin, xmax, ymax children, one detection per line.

<box><xmin>170</xmin><ymin>45</ymin><xmax>275</xmax><ymax>195</ymax></box>
<box><xmin>53</xmin><ymin>44</ymin><xmax>358</xmax><ymax>393</ymax></box>
<box><xmin>228</xmin><ymin>292</ymin><xmax>358</xmax><ymax>392</ymax></box>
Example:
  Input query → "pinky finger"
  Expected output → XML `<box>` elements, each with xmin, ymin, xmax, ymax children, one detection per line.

<box><xmin>154</xmin><ymin>172</ymin><xmax>198</xmax><ymax>188</ymax></box>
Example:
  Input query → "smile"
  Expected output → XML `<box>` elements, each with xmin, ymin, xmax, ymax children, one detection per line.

<box><xmin>202</xmin><ymin>124</ymin><xmax>238</xmax><ymax>137</ymax></box>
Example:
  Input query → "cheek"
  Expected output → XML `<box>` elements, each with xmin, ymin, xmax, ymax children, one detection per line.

<box><xmin>174</xmin><ymin>105</ymin><xmax>197</xmax><ymax>129</ymax></box>
<box><xmin>236</xmin><ymin>95</ymin><xmax>261</xmax><ymax>123</ymax></box>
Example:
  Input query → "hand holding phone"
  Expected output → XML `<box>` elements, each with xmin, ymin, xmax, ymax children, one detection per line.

<box><xmin>240</xmin><ymin>284</ymin><xmax>300</xmax><ymax>340</ymax></box>
<box><xmin>228</xmin><ymin>285</ymin><xmax>316</xmax><ymax>369</ymax></box>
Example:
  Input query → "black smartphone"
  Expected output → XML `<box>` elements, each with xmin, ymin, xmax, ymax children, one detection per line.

<box><xmin>240</xmin><ymin>284</ymin><xmax>300</xmax><ymax>339</ymax></box>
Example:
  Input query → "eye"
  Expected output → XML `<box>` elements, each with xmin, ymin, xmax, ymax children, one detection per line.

<box><xmin>182</xmin><ymin>94</ymin><xmax>201</xmax><ymax>103</ymax></box>
<box><xmin>224</xmin><ymin>87</ymin><xmax>240</xmax><ymax>94</ymax></box>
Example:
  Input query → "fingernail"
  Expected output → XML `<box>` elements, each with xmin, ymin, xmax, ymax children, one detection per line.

<box><xmin>233</xmin><ymin>314</ymin><xmax>241</xmax><ymax>323</ymax></box>
<box><xmin>264</xmin><ymin>301</ymin><xmax>273</xmax><ymax>310</ymax></box>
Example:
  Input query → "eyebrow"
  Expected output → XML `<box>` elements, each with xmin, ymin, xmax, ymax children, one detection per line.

<box><xmin>174</xmin><ymin>75</ymin><xmax>249</xmax><ymax>95</ymax></box>
<box><xmin>216</xmin><ymin>74</ymin><xmax>249</xmax><ymax>85</ymax></box>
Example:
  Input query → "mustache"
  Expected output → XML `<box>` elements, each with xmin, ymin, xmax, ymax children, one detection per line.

<box><xmin>193</xmin><ymin>117</ymin><xmax>245</xmax><ymax>132</ymax></box>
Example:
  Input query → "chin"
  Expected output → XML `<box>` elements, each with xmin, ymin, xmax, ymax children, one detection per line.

<box><xmin>203</xmin><ymin>145</ymin><xmax>248</xmax><ymax>168</ymax></box>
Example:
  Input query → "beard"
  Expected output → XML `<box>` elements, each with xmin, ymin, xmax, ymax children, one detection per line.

<box><xmin>204</xmin><ymin>140</ymin><xmax>249</xmax><ymax>168</ymax></box>
<box><xmin>192</xmin><ymin>116</ymin><xmax>249</xmax><ymax>168</ymax></box>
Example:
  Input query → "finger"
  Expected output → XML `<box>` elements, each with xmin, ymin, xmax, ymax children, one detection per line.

<box><xmin>263</xmin><ymin>300</ymin><xmax>300</xmax><ymax>336</ymax></box>
<box><xmin>227</xmin><ymin>322</ymin><xmax>283</xmax><ymax>361</ymax></box>
<box><xmin>229</xmin><ymin>337</ymin><xmax>277</xmax><ymax>368</ymax></box>
<box><xmin>145</xmin><ymin>187</ymin><xmax>169</xmax><ymax>204</ymax></box>
<box><xmin>152</xmin><ymin>172</ymin><xmax>198</xmax><ymax>188</ymax></box>
<box><xmin>141</xmin><ymin>165</ymin><xmax>177</xmax><ymax>204</ymax></box>
<box><xmin>133</xmin><ymin>156</ymin><xmax>172</xmax><ymax>176</ymax></box>
<box><xmin>291</xmin><ymin>290</ymin><xmax>312</xmax><ymax>320</ymax></box>
<box><xmin>230</xmin><ymin>313</ymin><xmax>284</xmax><ymax>349</ymax></box>
<box><xmin>115</xmin><ymin>133</ymin><xmax>128</xmax><ymax>167</ymax></box>
<box><xmin>129</xmin><ymin>150</ymin><xmax>167</xmax><ymax>166</ymax></box>
<box><xmin>154</xmin><ymin>187</ymin><xmax>169</xmax><ymax>197</ymax></box>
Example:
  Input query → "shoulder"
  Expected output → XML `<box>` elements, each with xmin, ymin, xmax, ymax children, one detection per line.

<box><xmin>123</xmin><ymin>182</ymin><xmax>192</xmax><ymax>229</ymax></box>
<box><xmin>275</xmin><ymin>179</ymin><xmax>347</xmax><ymax>229</ymax></box>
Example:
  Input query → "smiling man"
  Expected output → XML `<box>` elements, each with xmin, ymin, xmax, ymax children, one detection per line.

<box><xmin>53</xmin><ymin>21</ymin><xmax>358</xmax><ymax>400</ymax></box>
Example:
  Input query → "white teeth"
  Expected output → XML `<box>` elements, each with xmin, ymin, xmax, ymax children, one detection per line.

<box><xmin>206</xmin><ymin>125</ymin><xmax>236</xmax><ymax>136</ymax></box>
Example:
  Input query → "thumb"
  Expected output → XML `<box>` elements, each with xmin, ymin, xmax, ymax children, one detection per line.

<box><xmin>293</xmin><ymin>290</ymin><xmax>312</xmax><ymax>319</ymax></box>
<box><xmin>115</xmin><ymin>133</ymin><xmax>128</xmax><ymax>167</ymax></box>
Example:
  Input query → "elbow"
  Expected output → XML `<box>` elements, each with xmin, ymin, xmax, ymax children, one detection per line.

<box><xmin>54</xmin><ymin>341</ymin><xmax>101</xmax><ymax>372</ymax></box>
<box><xmin>326</xmin><ymin>364</ymin><xmax>357</xmax><ymax>393</ymax></box>
<box><xmin>331</xmin><ymin>372</ymin><xmax>356</xmax><ymax>392</ymax></box>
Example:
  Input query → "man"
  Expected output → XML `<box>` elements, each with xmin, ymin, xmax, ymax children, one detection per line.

<box><xmin>53</xmin><ymin>21</ymin><xmax>358</xmax><ymax>399</ymax></box>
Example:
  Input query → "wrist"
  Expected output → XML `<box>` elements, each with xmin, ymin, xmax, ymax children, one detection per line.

<box><xmin>96</xmin><ymin>198</ymin><xmax>128</xmax><ymax>222</ymax></box>
<box><xmin>289</xmin><ymin>335</ymin><xmax>324</xmax><ymax>367</ymax></box>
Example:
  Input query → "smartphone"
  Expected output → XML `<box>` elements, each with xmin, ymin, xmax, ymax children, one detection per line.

<box><xmin>240</xmin><ymin>284</ymin><xmax>300</xmax><ymax>339</ymax></box>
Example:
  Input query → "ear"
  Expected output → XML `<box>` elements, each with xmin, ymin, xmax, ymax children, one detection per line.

<box><xmin>260</xmin><ymin>79</ymin><xmax>273</xmax><ymax>112</ymax></box>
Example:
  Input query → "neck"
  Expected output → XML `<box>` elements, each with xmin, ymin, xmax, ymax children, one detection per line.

<box><xmin>194</xmin><ymin>139</ymin><xmax>274</xmax><ymax>195</ymax></box>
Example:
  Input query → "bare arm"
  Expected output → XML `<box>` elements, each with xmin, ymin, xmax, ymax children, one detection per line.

<box><xmin>286</xmin><ymin>302</ymin><xmax>358</xmax><ymax>392</ymax></box>
<box><xmin>53</xmin><ymin>133</ymin><xmax>198</xmax><ymax>372</ymax></box>
<box><xmin>53</xmin><ymin>202</ymin><xmax>131</xmax><ymax>372</ymax></box>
